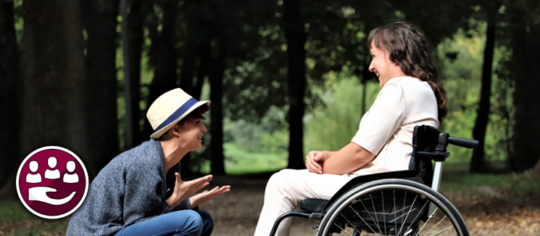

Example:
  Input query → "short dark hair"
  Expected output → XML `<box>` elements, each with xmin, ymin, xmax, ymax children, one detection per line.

<box><xmin>177</xmin><ymin>103</ymin><xmax>210</xmax><ymax>126</ymax></box>
<box><xmin>159</xmin><ymin>103</ymin><xmax>210</xmax><ymax>140</ymax></box>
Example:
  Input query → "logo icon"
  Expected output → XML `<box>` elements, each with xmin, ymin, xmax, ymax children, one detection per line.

<box><xmin>16</xmin><ymin>146</ymin><xmax>89</xmax><ymax>219</ymax></box>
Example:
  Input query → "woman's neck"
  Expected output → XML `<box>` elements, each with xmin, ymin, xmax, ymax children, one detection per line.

<box><xmin>160</xmin><ymin>140</ymin><xmax>189</xmax><ymax>174</ymax></box>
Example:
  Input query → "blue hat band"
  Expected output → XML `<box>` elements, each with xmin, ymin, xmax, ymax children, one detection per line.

<box><xmin>155</xmin><ymin>98</ymin><xmax>199</xmax><ymax>131</ymax></box>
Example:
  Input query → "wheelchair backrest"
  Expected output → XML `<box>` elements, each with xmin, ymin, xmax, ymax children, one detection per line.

<box><xmin>408</xmin><ymin>125</ymin><xmax>440</xmax><ymax>187</ymax></box>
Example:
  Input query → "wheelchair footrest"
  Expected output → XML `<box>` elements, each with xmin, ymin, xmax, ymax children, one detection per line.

<box><xmin>300</xmin><ymin>198</ymin><xmax>328</xmax><ymax>213</ymax></box>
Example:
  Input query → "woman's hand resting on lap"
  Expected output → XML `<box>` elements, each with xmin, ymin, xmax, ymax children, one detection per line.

<box><xmin>305</xmin><ymin>151</ymin><xmax>327</xmax><ymax>174</ymax></box>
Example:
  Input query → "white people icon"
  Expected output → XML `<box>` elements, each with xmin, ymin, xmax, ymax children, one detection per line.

<box><xmin>44</xmin><ymin>157</ymin><xmax>61</xmax><ymax>179</ymax></box>
<box><xmin>63</xmin><ymin>161</ymin><xmax>79</xmax><ymax>183</ymax></box>
<box><xmin>26</xmin><ymin>156</ymin><xmax>77</xmax><ymax>206</ymax></box>
<box><xmin>26</xmin><ymin>161</ymin><xmax>42</xmax><ymax>183</ymax></box>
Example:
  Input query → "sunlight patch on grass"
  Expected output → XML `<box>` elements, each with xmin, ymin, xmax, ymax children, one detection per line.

<box><xmin>223</xmin><ymin>142</ymin><xmax>287</xmax><ymax>174</ymax></box>
<box><xmin>441</xmin><ymin>171</ymin><xmax>540</xmax><ymax>198</ymax></box>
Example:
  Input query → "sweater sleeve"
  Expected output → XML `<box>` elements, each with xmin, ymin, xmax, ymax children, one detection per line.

<box><xmin>173</xmin><ymin>198</ymin><xmax>194</xmax><ymax>211</ymax></box>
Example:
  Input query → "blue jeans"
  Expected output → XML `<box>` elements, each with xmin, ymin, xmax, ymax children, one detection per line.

<box><xmin>115</xmin><ymin>210</ymin><xmax>214</xmax><ymax>236</ymax></box>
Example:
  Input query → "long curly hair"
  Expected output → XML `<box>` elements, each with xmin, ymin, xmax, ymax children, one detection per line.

<box><xmin>367</xmin><ymin>22</ymin><xmax>448</xmax><ymax>122</ymax></box>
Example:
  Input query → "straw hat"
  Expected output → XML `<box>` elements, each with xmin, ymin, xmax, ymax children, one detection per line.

<box><xmin>147</xmin><ymin>88</ymin><xmax>210</xmax><ymax>139</ymax></box>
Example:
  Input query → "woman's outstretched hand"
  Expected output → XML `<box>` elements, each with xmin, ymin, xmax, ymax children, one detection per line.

<box><xmin>190</xmin><ymin>185</ymin><xmax>231</xmax><ymax>208</ymax></box>
<box><xmin>306</xmin><ymin>151</ymin><xmax>327</xmax><ymax>174</ymax></box>
<box><xmin>166</xmin><ymin>173</ymin><xmax>212</xmax><ymax>209</ymax></box>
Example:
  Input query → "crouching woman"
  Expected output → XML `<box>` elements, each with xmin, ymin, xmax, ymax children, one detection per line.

<box><xmin>67</xmin><ymin>88</ymin><xmax>230</xmax><ymax>236</ymax></box>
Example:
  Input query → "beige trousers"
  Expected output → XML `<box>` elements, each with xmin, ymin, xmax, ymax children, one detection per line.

<box><xmin>254</xmin><ymin>169</ymin><xmax>356</xmax><ymax>236</ymax></box>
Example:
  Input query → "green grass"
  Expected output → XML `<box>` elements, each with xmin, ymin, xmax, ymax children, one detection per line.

<box><xmin>441</xmin><ymin>171</ymin><xmax>540</xmax><ymax>198</ymax></box>
<box><xmin>0</xmin><ymin>200</ymin><xmax>38</xmax><ymax>226</ymax></box>
<box><xmin>198</xmin><ymin>142</ymin><xmax>287</xmax><ymax>174</ymax></box>
<box><xmin>224</xmin><ymin>143</ymin><xmax>287</xmax><ymax>174</ymax></box>
<box><xmin>0</xmin><ymin>199</ymin><xmax>69</xmax><ymax>235</ymax></box>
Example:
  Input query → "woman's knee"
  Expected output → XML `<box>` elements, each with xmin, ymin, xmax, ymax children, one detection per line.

<box><xmin>198</xmin><ymin>210</ymin><xmax>214</xmax><ymax>236</ymax></box>
<box><xmin>176</xmin><ymin>210</ymin><xmax>203</xmax><ymax>236</ymax></box>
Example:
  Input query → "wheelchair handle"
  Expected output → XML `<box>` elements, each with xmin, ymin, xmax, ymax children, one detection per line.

<box><xmin>448</xmin><ymin>137</ymin><xmax>479</xmax><ymax>149</ymax></box>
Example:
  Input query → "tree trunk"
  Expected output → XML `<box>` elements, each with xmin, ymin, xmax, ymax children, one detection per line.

<box><xmin>19</xmin><ymin>0</ymin><xmax>89</xmax><ymax>180</ymax></box>
<box><xmin>82</xmin><ymin>0</ymin><xmax>119</xmax><ymax>174</ymax></box>
<box><xmin>193</xmin><ymin>41</ymin><xmax>211</xmax><ymax>100</ymax></box>
<box><xmin>509</xmin><ymin>11</ymin><xmax>540</xmax><ymax>172</ymax></box>
<box><xmin>0</xmin><ymin>0</ymin><xmax>20</xmax><ymax>192</ymax></box>
<box><xmin>179</xmin><ymin>37</ymin><xmax>197</xmax><ymax>96</ymax></box>
<box><xmin>470</xmin><ymin>11</ymin><xmax>496</xmax><ymax>173</ymax></box>
<box><xmin>127</xmin><ymin>0</ymin><xmax>145</xmax><ymax>145</ymax></box>
<box><xmin>283</xmin><ymin>0</ymin><xmax>307</xmax><ymax>169</ymax></box>
<box><xmin>209</xmin><ymin>40</ymin><xmax>227</xmax><ymax>175</ymax></box>
<box><xmin>143</xmin><ymin>0</ymin><xmax>178</xmax><ymax>139</ymax></box>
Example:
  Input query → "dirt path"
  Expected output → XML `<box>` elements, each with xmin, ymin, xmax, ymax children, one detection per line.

<box><xmin>2</xmin><ymin>173</ymin><xmax>539</xmax><ymax>235</ymax></box>
<box><xmin>203</xmin><ymin>173</ymin><xmax>540</xmax><ymax>236</ymax></box>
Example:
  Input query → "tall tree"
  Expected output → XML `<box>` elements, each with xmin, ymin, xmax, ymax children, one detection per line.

<box><xmin>21</xmin><ymin>0</ymin><xmax>89</xmax><ymax>177</ymax></box>
<box><xmin>470</xmin><ymin>6</ymin><xmax>497</xmax><ymax>173</ymax></box>
<box><xmin>143</xmin><ymin>0</ymin><xmax>179</xmax><ymax>139</ymax></box>
<box><xmin>508</xmin><ymin>1</ymin><xmax>540</xmax><ymax>172</ymax></box>
<box><xmin>209</xmin><ymin>40</ymin><xmax>227</xmax><ymax>175</ymax></box>
<box><xmin>127</xmin><ymin>0</ymin><xmax>145</xmax><ymax>145</ymax></box>
<box><xmin>283</xmin><ymin>0</ymin><xmax>307</xmax><ymax>169</ymax></box>
<box><xmin>82</xmin><ymin>0</ymin><xmax>120</xmax><ymax>173</ymax></box>
<box><xmin>0</xmin><ymin>0</ymin><xmax>20</xmax><ymax>192</ymax></box>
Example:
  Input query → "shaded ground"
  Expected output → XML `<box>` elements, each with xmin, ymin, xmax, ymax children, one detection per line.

<box><xmin>1</xmin><ymin>172</ymin><xmax>539</xmax><ymax>235</ymax></box>
<box><xmin>204</xmin><ymin>173</ymin><xmax>540</xmax><ymax>236</ymax></box>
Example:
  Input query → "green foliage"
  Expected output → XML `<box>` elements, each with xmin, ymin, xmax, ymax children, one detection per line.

<box><xmin>437</xmin><ymin>23</ymin><xmax>513</xmax><ymax>166</ymax></box>
<box><xmin>304</xmin><ymin>74</ymin><xmax>379</xmax><ymax>153</ymax></box>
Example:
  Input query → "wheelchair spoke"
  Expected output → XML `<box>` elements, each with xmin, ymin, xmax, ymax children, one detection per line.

<box><xmin>359</xmin><ymin>197</ymin><xmax>383</xmax><ymax>234</ymax></box>
<box><xmin>370</xmin><ymin>194</ymin><xmax>384</xmax><ymax>235</ymax></box>
<box><xmin>398</xmin><ymin>194</ymin><xmax>418</xmax><ymax>236</ymax></box>
<box><xmin>428</xmin><ymin>225</ymin><xmax>453</xmax><ymax>236</ymax></box>
<box><xmin>405</xmin><ymin>198</ymin><xmax>430</xmax><ymax>233</ymax></box>
<box><xmin>424</xmin><ymin>215</ymin><xmax>447</xmax><ymax>236</ymax></box>
<box><xmin>415</xmin><ymin>207</ymin><xmax>438</xmax><ymax>236</ymax></box>
<box><xmin>382</xmin><ymin>191</ymin><xmax>386</xmax><ymax>235</ymax></box>
<box><xmin>349</xmin><ymin>205</ymin><xmax>379</xmax><ymax>235</ymax></box>
<box><xmin>333</xmin><ymin>220</ymin><xmax>354</xmax><ymax>236</ymax></box>
<box><xmin>394</xmin><ymin>190</ymin><xmax>397</xmax><ymax>235</ymax></box>
<box><xmin>340</xmin><ymin>213</ymin><xmax>362</xmax><ymax>234</ymax></box>
<box><xmin>401</xmin><ymin>191</ymin><xmax>407</xmax><ymax>228</ymax></box>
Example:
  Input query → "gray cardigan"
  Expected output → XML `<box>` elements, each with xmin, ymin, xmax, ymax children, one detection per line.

<box><xmin>66</xmin><ymin>139</ymin><xmax>191</xmax><ymax>236</ymax></box>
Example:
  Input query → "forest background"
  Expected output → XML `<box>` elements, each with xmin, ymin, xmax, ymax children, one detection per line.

<box><xmin>1</xmin><ymin>0</ymin><xmax>540</xmax><ymax>199</ymax></box>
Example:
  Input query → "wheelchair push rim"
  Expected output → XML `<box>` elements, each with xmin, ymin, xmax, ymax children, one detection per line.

<box><xmin>317</xmin><ymin>179</ymin><xmax>469</xmax><ymax>236</ymax></box>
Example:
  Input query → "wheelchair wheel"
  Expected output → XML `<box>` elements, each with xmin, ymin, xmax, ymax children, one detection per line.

<box><xmin>317</xmin><ymin>179</ymin><xmax>469</xmax><ymax>236</ymax></box>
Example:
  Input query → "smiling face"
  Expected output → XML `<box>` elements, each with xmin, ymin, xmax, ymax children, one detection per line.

<box><xmin>369</xmin><ymin>41</ymin><xmax>405</xmax><ymax>88</ymax></box>
<box><xmin>175</xmin><ymin>116</ymin><xmax>207</xmax><ymax>151</ymax></box>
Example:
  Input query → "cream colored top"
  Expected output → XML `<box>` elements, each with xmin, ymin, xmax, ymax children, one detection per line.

<box><xmin>350</xmin><ymin>76</ymin><xmax>439</xmax><ymax>176</ymax></box>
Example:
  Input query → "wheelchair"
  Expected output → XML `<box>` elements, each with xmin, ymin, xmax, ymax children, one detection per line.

<box><xmin>270</xmin><ymin>125</ymin><xmax>478</xmax><ymax>236</ymax></box>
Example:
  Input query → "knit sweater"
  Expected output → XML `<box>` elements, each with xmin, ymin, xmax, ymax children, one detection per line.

<box><xmin>66</xmin><ymin>139</ymin><xmax>191</xmax><ymax>236</ymax></box>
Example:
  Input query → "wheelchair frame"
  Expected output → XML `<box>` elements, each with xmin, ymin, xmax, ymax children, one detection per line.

<box><xmin>269</xmin><ymin>125</ymin><xmax>478</xmax><ymax>236</ymax></box>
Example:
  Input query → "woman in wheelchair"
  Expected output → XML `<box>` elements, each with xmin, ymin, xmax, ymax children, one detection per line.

<box><xmin>254</xmin><ymin>22</ymin><xmax>448</xmax><ymax>236</ymax></box>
